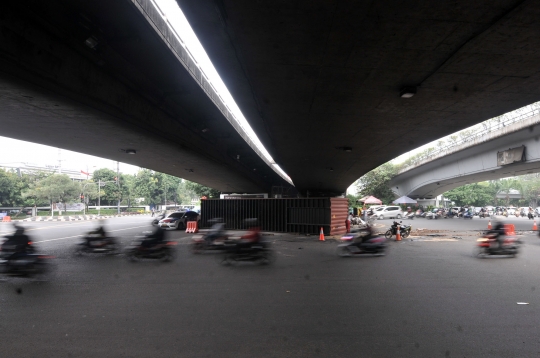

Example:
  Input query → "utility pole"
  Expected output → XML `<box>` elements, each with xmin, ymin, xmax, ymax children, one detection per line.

<box><xmin>163</xmin><ymin>181</ymin><xmax>167</xmax><ymax>209</ymax></box>
<box><xmin>57</xmin><ymin>148</ymin><xmax>65</xmax><ymax>174</ymax></box>
<box><xmin>98</xmin><ymin>179</ymin><xmax>101</xmax><ymax>216</ymax></box>
<box><xmin>117</xmin><ymin>161</ymin><xmax>120</xmax><ymax>215</ymax></box>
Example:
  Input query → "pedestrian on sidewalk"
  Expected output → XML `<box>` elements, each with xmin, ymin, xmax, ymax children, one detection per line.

<box><xmin>346</xmin><ymin>212</ymin><xmax>352</xmax><ymax>233</ymax></box>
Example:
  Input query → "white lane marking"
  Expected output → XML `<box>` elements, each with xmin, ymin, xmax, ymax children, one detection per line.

<box><xmin>24</xmin><ymin>220</ymin><xmax>149</xmax><ymax>232</ymax></box>
<box><xmin>35</xmin><ymin>225</ymin><xmax>151</xmax><ymax>243</ymax></box>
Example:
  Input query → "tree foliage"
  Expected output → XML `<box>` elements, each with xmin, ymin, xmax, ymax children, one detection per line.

<box><xmin>0</xmin><ymin>169</ymin><xmax>23</xmax><ymax>206</ymax></box>
<box><xmin>92</xmin><ymin>168</ymin><xmax>120</xmax><ymax>205</ymax></box>
<box><xmin>184</xmin><ymin>181</ymin><xmax>221</xmax><ymax>199</ymax></box>
<box><xmin>23</xmin><ymin>174</ymin><xmax>80</xmax><ymax>213</ymax></box>
<box><xmin>444</xmin><ymin>183</ymin><xmax>495</xmax><ymax>207</ymax></box>
<box><xmin>356</xmin><ymin>163</ymin><xmax>397</xmax><ymax>204</ymax></box>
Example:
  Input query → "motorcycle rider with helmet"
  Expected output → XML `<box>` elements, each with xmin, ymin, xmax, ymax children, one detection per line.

<box><xmin>205</xmin><ymin>218</ymin><xmax>226</xmax><ymax>247</ymax></box>
<box><xmin>1</xmin><ymin>225</ymin><xmax>32</xmax><ymax>262</ymax></box>
<box><xmin>86</xmin><ymin>224</ymin><xmax>108</xmax><ymax>247</ymax></box>
<box><xmin>487</xmin><ymin>221</ymin><xmax>506</xmax><ymax>250</ymax></box>
<box><xmin>140</xmin><ymin>225</ymin><xmax>166</xmax><ymax>250</ymax></box>
<box><xmin>234</xmin><ymin>219</ymin><xmax>262</xmax><ymax>252</ymax></box>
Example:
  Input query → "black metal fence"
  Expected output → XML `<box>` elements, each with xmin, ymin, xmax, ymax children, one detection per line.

<box><xmin>200</xmin><ymin>198</ymin><xmax>333</xmax><ymax>234</ymax></box>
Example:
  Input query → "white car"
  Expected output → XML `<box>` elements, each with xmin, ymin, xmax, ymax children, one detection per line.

<box><xmin>376</xmin><ymin>206</ymin><xmax>403</xmax><ymax>220</ymax></box>
<box><xmin>158</xmin><ymin>211</ymin><xmax>200</xmax><ymax>230</ymax></box>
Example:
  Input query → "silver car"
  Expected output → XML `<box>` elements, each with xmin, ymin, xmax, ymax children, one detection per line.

<box><xmin>376</xmin><ymin>206</ymin><xmax>403</xmax><ymax>220</ymax></box>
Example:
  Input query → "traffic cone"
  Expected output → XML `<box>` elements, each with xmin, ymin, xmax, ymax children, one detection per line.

<box><xmin>487</xmin><ymin>220</ymin><xmax>492</xmax><ymax>230</ymax></box>
<box><xmin>533</xmin><ymin>220</ymin><xmax>538</xmax><ymax>231</ymax></box>
<box><xmin>396</xmin><ymin>225</ymin><xmax>401</xmax><ymax>241</ymax></box>
<box><xmin>319</xmin><ymin>227</ymin><xmax>325</xmax><ymax>241</ymax></box>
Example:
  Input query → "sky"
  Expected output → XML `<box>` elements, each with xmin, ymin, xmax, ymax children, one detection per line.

<box><xmin>0</xmin><ymin>136</ymin><xmax>141</xmax><ymax>175</ymax></box>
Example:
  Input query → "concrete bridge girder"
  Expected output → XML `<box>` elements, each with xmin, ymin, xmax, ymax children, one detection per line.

<box><xmin>391</xmin><ymin>124</ymin><xmax>540</xmax><ymax>199</ymax></box>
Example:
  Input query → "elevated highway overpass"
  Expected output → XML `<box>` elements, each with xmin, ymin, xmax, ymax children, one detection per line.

<box><xmin>2</xmin><ymin>0</ymin><xmax>540</xmax><ymax>195</ymax></box>
<box><xmin>391</xmin><ymin>113</ymin><xmax>540</xmax><ymax>199</ymax></box>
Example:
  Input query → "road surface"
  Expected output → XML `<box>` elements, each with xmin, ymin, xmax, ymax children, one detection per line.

<box><xmin>0</xmin><ymin>216</ymin><xmax>539</xmax><ymax>357</ymax></box>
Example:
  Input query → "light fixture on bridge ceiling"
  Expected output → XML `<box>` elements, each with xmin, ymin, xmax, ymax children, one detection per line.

<box><xmin>121</xmin><ymin>149</ymin><xmax>137</xmax><ymax>154</ymax></box>
<box><xmin>400</xmin><ymin>86</ymin><xmax>417</xmax><ymax>98</ymax></box>
<box><xmin>85</xmin><ymin>36</ymin><xmax>99</xmax><ymax>50</ymax></box>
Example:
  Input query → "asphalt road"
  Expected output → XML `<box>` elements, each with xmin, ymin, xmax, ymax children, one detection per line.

<box><xmin>1</xmin><ymin>216</ymin><xmax>540</xmax><ymax>357</ymax></box>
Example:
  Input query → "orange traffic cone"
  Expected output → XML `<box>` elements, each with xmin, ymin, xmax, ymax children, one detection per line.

<box><xmin>533</xmin><ymin>220</ymin><xmax>538</xmax><ymax>231</ymax></box>
<box><xmin>396</xmin><ymin>225</ymin><xmax>401</xmax><ymax>241</ymax></box>
<box><xmin>487</xmin><ymin>220</ymin><xmax>492</xmax><ymax>230</ymax></box>
<box><xmin>319</xmin><ymin>227</ymin><xmax>325</xmax><ymax>241</ymax></box>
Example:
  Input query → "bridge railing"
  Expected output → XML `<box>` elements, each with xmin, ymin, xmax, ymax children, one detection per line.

<box><xmin>398</xmin><ymin>107</ymin><xmax>540</xmax><ymax>174</ymax></box>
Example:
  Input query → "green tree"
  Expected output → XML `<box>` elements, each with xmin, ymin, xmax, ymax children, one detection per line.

<box><xmin>497</xmin><ymin>179</ymin><xmax>522</xmax><ymax>206</ymax></box>
<box><xmin>184</xmin><ymin>180</ymin><xmax>221</xmax><ymax>199</ymax></box>
<box><xmin>133</xmin><ymin>169</ymin><xmax>160</xmax><ymax>205</ymax></box>
<box><xmin>23</xmin><ymin>174</ymin><xmax>80</xmax><ymax>214</ymax></box>
<box><xmin>157</xmin><ymin>173</ymin><xmax>182</xmax><ymax>205</ymax></box>
<box><xmin>92</xmin><ymin>168</ymin><xmax>120</xmax><ymax>205</ymax></box>
<box><xmin>119</xmin><ymin>174</ymin><xmax>136</xmax><ymax>207</ymax></box>
<box><xmin>444</xmin><ymin>182</ymin><xmax>496</xmax><ymax>207</ymax></box>
<box><xmin>14</xmin><ymin>171</ymin><xmax>52</xmax><ymax>207</ymax></box>
<box><xmin>346</xmin><ymin>193</ymin><xmax>360</xmax><ymax>208</ymax></box>
<box><xmin>519</xmin><ymin>174</ymin><xmax>540</xmax><ymax>207</ymax></box>
<box><xmin>80</xmin><ymin>180</ymin><xmax>99</xmax><ymax>210</ymax></box>
<box><xmin>176</xmin><ymin>180</ymin><xmax>197</xmax><ymax>205</ymax></box>
<box><xmin>0</xmin><ymin>169</ymin><xmax>24</xmax><ymax>206</ymax></box>
<box><xmin>356</xmin><ymin>162</ymin><xmax>397</xmax><ymax>204</ymax></box>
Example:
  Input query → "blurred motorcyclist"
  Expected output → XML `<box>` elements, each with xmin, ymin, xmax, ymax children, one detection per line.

<box><xmin>1</xmin><ymin>225</ymin><xmax>32</xmax><ymax>261</ymax></box>
<box><xmin>487</xmin><ymin>221</ymin><xmax>506</xmax><ymax>250</ymax></box>
<box><xmin>86</xmin><ymin>224</ymin><xmax>107</xmax><ymax>247</ymax></box>
<box><xmin>235</xmin><ymin>219</ymin><xmax>261</xmax><ymax>251</ymax></box>
<box><xmin>205</xmin><ymin>218</ymin><xmax>226</xmax><ymax>246</ymax></box>
<box><xmin>353</xmin><ymin>224</ymin><xmax>377</xmax><ymax>245</ymax></box>
<box><xmin>141</xmin><ymin>225</ymin><xmax>166</xmax><ymax>250</ymax></box>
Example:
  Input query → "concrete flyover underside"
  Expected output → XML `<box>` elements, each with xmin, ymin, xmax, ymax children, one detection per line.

<box><xmin>2</xmin><ymin>0</ymin><xmax>540</xmax><ymax>195</ymax></box>
<box><xmin>390</xmin><ymin>118</ymin><xmax>540</xmax><ymax>199</ymax></box>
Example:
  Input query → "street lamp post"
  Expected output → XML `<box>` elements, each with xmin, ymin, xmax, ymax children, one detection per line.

<box><xmin>116</xmin><ymin>161</ymin><xmax>120</xmax><ymax>215</ymax></box>
<box><xmin>82</xmin><ymin>179</ymin><xmax>115</xmax><ymax>217</ymax></box>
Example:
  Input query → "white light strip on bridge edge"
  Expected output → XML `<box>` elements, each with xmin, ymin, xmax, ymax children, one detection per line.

<box><xmin>148</xmin><ymin>0</ymin><xmax>294</xmax><ymax>186</ymax></box>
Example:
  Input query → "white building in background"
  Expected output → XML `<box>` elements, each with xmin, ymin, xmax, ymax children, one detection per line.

<box><xmin>416</xmin><ymin>195</ymin><xmax>452</xmax><ymax>208</ymax></box>
<box><xmin>0</xmin><ymin>162</ymin><xmax>90</xmax><ymax>181</ymax></box>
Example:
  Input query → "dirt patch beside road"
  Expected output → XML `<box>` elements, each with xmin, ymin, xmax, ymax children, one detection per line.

<box><xmin>409</xmin><ymin>229</ymin><xmax>448</xmax><ymax>236</ymax></box>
